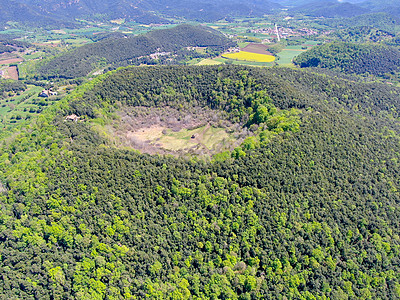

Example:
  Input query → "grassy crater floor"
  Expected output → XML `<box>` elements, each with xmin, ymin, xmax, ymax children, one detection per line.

<box><xmin>98</xmin><ymin>106</ymin><xmax>247</xmax><ymax>156</ymax></box>
<box><xmin>129</xmin><ymin>124</ymin><xmax>234</xmax><ymax>153</ymax></box>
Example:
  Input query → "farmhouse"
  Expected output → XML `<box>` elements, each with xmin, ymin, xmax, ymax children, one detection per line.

<box><xmin>150</xmin><ymin>52</ymin><xmax>171</xmax><ymax>59</ymax></box>
<box><xmin>65</xmin><ymin>114</ymin><xmax>80</xmax><ymax>122</ymax></box>
<box><xmin>39</xmin><ymin>89</ymin><xmax>58</xmax><ymax>97</ymax></box>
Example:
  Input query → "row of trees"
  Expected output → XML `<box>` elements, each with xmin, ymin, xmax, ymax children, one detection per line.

<box><xmin>0</xmin><ymin>79</ymin><xmax>26</xmax><ymax>95</ymax></box>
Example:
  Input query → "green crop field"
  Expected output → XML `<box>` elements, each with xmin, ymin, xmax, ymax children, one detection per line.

<box><xmin>303</xmin><ymin>40</ymin><xmax>320</xmax><ymax>45</ymax></box>
<box><xmin>284</xmin><ymin>45</ymin><xmax>306</xmax><ymax>50</ymax></box>
<box><xmin>197</xmin><ymin>59</ymin><xmax>222</xmax><ymax>65</ymax></box>
<box><xmin>238</xmin><ymin>42</ymin><xmax>250</xmax><ymax>48</ymax></box>
<box><xmin>186</xmin><ymin>58</ymin><xmax>203</xmax><ymax>65</ymax></box>
<box><xmin>276</xmin><ymin>50</ymin><xmax>304</xmax><ymax>65</ymax></box>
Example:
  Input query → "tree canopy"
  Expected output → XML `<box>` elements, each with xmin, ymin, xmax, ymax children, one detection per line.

<box><xmin>0</xmin><ymin>65</ymin><xmax>400</xmax><ymax>299</ymax></box>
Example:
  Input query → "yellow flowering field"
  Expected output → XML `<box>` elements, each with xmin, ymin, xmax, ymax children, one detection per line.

<box><xmin>222</xmin><ymin>51</ymin><xmax>275</xmax><ymax>62</ymax></box>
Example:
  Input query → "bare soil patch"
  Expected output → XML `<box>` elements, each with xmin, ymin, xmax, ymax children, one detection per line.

<box><xmin>0</xmin><ymin>53</ymin><xmax>15</xmax><ymax>60</ymax></box>
<box><xmin>4</xmin><ymin>66</ymin><xmax>18</xmax><ymax>80</ymax></box>
<box><xmin>0</xmin><ymin>58</ymin><xmax>23</xmax><ymax>65</ymax></box>
<box><xmin>241</xmin><ymin>43</ymin><xmax>272</xmax><ymax>55</ymax></box>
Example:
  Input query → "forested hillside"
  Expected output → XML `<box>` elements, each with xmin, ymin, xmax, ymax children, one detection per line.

<box><xmin>0</xmin><ymin>0</ymin><xmax>77</xmax><ymax>29</ymax></box>
<box><xmin>37</xmin><ymin>25</ymin><xmax>234</xmax><ymax>79</ymax></box>
<box><xmin>17</xmin><ymin>0</ymin><xmax>170</xmax><ymax>25</ymax></box>
<box><xmin>1</xmin><ymin>65</ymin><xmax>400</xmax><ymax>299</ymax></box>
<box><xmin>290</xmin><ymin>1</ymin><xmax>369</xmax><ymax>18</ymax></box>
<box><xmin>359</xmin><ymin>0</ymin><xmax>400</xmax><ymax>18</ymax></box>
<box><xmin>0</xmin><ymin>79</ymin><xmax>26</xmax><ymax>95</ymax></box>
<box><xmin>10</xmin><ymin>0</ymin><xmax>281</xmax><ymax>24</ymax></box>
<box><xmin>293</xmin><ymin>42</ymin><xmax>400</xmax><ymax>78</ymax></box>
<box><xmin>329</xmin><ymin>26</ymin><xmax>395</xmax><ymax>43</ymax></box>
<box><xmin>319</xmin><ymin>13</ymin><xmax>398</xmax><ymax>33</ymax></box>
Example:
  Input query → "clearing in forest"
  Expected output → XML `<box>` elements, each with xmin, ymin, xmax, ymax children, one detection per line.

<box><xmin>222</xmin><ymin>51</ymin><xmax>275</xmax><ymax>63</ymax></box>
<box><xmin>128</xmin><ymin>124</ymin><xmax>233</xmax><ymax>153</ymax></box>
<box><xmin>105</xmin><ymin>106</ymin><xmax>246</xmax><ymax>156</ymax></box>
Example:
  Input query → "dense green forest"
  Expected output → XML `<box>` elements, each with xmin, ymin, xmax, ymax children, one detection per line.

<box><xmin>0</xmin><ymin>34</ymin><xmax>31</xmax><ymax>53</ymax></box>
<box><xmin>293</xmin><ymin>42</ymin><xmax>400</xmax><ymax>78</ymax></box>
<box><xmin>0</xmin><ymin>0</ymin><xmax>77</xmax><ymax>29</ymax></box>
<box><xmin>0</xmin><ymin>79</ymin><xmax>26</xmax><ymax>96</ymax></box>
<box><xmin>0</xmin><ymin>34</ymin><xmax>31</xmax><ymax>49</ymax></box>
<box><xmin>37</xmin><ymin>25</ymin><xmax>234</xmax><ymax>79</ymax></box>
<box><xmin>1</xmin><ymin>65</ymin><xmax>400</xmax><ymax>299</ymax></box>
<box><xmin>329</xmin><ymin>26</ymin><xmax>395</xmax><ymax>43</ymax></box>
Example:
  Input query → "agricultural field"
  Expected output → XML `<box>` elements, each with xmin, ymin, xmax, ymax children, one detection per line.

<box><xmin>214</xmin><ymin>57</ymin><xmax>274</xmax><ymax>67</ymax></box>
<box><xmin>22</xmin><ymin>51</ymin><xmax>46</xmax><ymax>60</ymax></box>
<box><xmin>0</xmin><ymin>85</ymin><xmax>61</xmax><ymax>130</ymax></box>
<box><xmin>237</xmin><ymin>42</ymin><xmax>250</xmax><ymax>48</ymax></box>
<box><xmin>241</xmin><ymin>43</ymin><xmax>273</xmax><ymax>55</ymax></box>
<box><xmin>222</xmin><ymin>51</ymin><xmax>275</xmax><ymax>63</ymax></box>
<box><xmin>4</xmin><ymin>66</ymin><xmax>19</xmax><ymax>80</ymax></box>
<box><xmin>283</xmin><ymin>45</ymin><xmax>309</xmax><ymax>51</ymax></box>
<box><xmin>185</xmin><ymin>58</ymin><xmax>203</xmax><ymax>65</ymax></box>
<box><xmin>196</xmin><ymin>59</ymin><xmax>222</xmax><ymax>65</ymax></box>
<box><xmin>0</xmin><ymin>57</ymin><xmax>23</xmax><ymax>65</ymax></box>
<box><xmin>277</xmin><ymin>49</ymin><xmax>306</xmax><ymax>65</ymax></box>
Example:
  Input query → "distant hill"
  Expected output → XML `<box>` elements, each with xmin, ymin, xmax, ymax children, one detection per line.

<box><xmin>291</xmin><ymin>0</ymin><xmax>370</xmax><ymax>18</ymax></box>
<box><xmin>329</xmin><ymin>26</ymin><xmax>395</xmax><ymax>43</ymax></box>
<box><xmin>293</xmin><ymin>42</ymin><xmax>400</xmax><ymax>77</ymax></box>
<box><xmin>38</xmin><ymin>24</ymin><xmax>235</xmax><ymax>79</ymax></box>
<box><xmin>360</xmin><ymin>0</ymin><xmax>400</xmax><ymax>11</ymax></box>
<box><xmin>151</xmin><ymin>0</ymin><xmax>282</xmax><ymax>22</ymax></box>
<box><xmin>319</xmin><ymin>12</ymin><xmax>398</xmax><ymax>33</ymax></box>
<box><xmin>12</xmin><ymin>0</ymin><xmax>281</xmax><ymax>24</ymax></box>
<box><xmin>17</xmin><ymin>0</ymin><xmax>171</xmax><ymax>25</ymax></box>
<box><xmin>0</xmin><ymin>0</ymin><xmax>77</xmax><ymax>28</ymax></box>
<box><xmin>357</xmin><ymin>0</ymin><xmax>400</xmax><ymax>19</ymax></box>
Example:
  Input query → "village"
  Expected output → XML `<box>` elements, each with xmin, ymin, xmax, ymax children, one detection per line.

<box><xmin>251</xmin><ymin>26</ymin><xmax>319</xmax><ymax>38</ymax></box>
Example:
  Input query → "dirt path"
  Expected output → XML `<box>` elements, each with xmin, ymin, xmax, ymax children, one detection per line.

<box><xmin>193</xmin><ymin>124</ymin><xmax>212</xmax><ymax>154</ymax></box>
